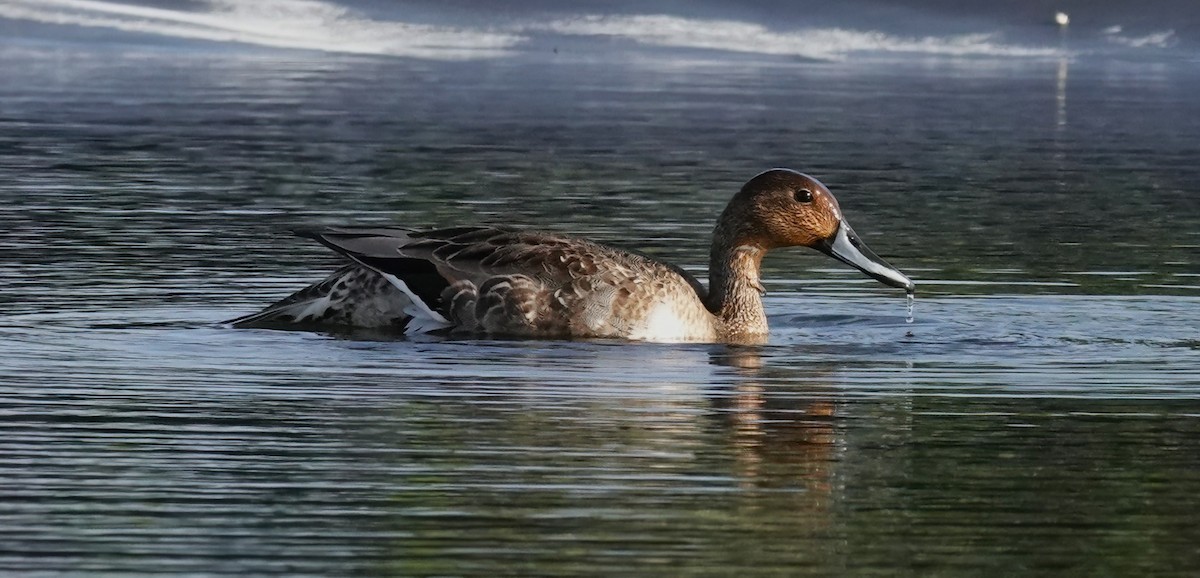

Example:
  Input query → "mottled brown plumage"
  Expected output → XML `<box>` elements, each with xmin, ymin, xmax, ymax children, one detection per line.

<box><xmin>227</xmin><ymin>169</ymin><xmax>914</xmax><ymax>343</ymax></box>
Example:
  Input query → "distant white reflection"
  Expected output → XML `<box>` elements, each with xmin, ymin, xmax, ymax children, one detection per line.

<box><xmin>1056</xmin><ymin>56</ymin><xmax>1069</xmax><ymax>129</ymax></box>
<box><xmin>0</xmin><ymin>0</ymin><xmax>524</xmax><ymax>60</ymax></box>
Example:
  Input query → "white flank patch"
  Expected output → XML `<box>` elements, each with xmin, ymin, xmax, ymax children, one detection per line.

<box><xmin>378</xmin><ymin>272</ymin><xmax>451</xmax><ymax>334</ymax></box>
<box><xmin>630</xmin><ymin>302</ymin><xmax>691</xmax><ymax>342</ymax></box>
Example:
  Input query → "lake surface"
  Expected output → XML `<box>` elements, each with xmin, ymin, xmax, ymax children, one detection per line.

<box><xmin>2</xmin><ymin>39</ymin><xmax>1199</xmax><ymax>575</ymax></box>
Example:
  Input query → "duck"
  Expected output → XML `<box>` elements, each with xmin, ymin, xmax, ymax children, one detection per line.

<box><xmin>227</xmin><ymin>169</ymin><xmax>914</xmax><ymax>343</ymax></box>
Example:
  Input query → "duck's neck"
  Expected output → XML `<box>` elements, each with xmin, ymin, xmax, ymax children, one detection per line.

<box><xmin>706</xmin><ymin>233</ymin><xmax>769</xmax><ymax>339</ymax></box>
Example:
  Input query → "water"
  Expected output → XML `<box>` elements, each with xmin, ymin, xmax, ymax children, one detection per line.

<box><xmin>2</xmin><ymin>6</ymin><xmax>1200</xmax><ymax>574</ymax></box>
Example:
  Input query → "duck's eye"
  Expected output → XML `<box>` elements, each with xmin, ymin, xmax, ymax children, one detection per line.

<box><xmin>793</xmin><ymin>188</ymin><xmax>814</xmax><ymax>203</ymax></box>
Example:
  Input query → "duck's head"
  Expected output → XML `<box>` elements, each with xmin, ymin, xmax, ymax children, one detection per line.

<box><xmin>725</xmin><ymin>168</ymin><xmax>914</xmax><ymax>293</ymax></box>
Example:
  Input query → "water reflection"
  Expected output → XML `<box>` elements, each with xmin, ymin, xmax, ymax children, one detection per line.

<box><xmin>1056</xmin><ymin>57</ymin><xmax>1069</xmax><ymax>129</ymax></box>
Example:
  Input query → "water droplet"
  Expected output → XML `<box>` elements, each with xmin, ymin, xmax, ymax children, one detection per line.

<box><xmin>905</xmin><ymin>291</ymin><xmax>915</xmax><ymax>324</ymax></box>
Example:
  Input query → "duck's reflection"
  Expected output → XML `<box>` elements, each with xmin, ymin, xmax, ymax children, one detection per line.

<box><xmin>709</xmin><ymin>347</ymin><xmax>840</xmax><ymax>503</ymax></box>
<box><xmin>325</xmin><ymin>343</ymin><xmax>860</xmax><ymax>574</ymax></box>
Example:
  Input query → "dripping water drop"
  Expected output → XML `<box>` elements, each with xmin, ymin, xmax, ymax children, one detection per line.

<box><xmin>905</xmin><ymin>290</ymin><xmax>915</xmax><ymax>324</ymax></box>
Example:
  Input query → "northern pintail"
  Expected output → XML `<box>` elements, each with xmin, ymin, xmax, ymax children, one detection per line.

<box><xmin>228</xmin><ymin>169</ymin><xmax>914</xmax><ymax>343</ymax></box>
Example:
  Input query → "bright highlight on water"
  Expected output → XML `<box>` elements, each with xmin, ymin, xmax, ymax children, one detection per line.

<box><xmin>0</xmin><ymin>0</ymin><xmax>1069</xmax><ymax>61</ymax></box>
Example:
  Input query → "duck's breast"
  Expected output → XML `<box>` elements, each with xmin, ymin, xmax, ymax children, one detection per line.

<box><xmin>556</xmin><ymin>269</ymin><xmax>716</xmax><ymax>342</ymax></box>
<box><xmin>624</xmin><ymin>297</ymin><xmax>717</xmax><ymax>342</ymax></box>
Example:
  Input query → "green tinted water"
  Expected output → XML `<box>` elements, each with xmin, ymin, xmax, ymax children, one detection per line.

<box><xmin>1</xmin><ymin>47</ymin><xmax>1198</xmax><ymax>575</ymax></box>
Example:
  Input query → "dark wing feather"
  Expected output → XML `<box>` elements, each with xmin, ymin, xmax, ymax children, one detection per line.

<box><xmin>296</xmin><ymin>228</ymin><xmax>450</xmax><ymax>309</ymax></box>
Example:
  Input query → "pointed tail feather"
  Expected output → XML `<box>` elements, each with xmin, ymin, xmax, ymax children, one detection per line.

<box><xmin>226</xmin><ymin>265</ymin><xmax>412</xmax><ymax>329</ymax></box>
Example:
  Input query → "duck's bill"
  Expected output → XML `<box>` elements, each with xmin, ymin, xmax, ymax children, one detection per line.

<box><xmin>816</xmin><ymin>222</ymin><xmax>915</xmax><ymax>293</ymax></box>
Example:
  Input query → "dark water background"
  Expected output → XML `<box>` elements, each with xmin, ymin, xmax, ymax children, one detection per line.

<box><xmin>2</xmin><ymin>1</ymin><xmax>1200</xmax><ymax>574</ymax></box>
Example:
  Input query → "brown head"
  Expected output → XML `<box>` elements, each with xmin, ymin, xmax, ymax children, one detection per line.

<box><xmin>715</xmin><ymin>168</ymin><xmax>914</xmax><ymax>292</ymax></box>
